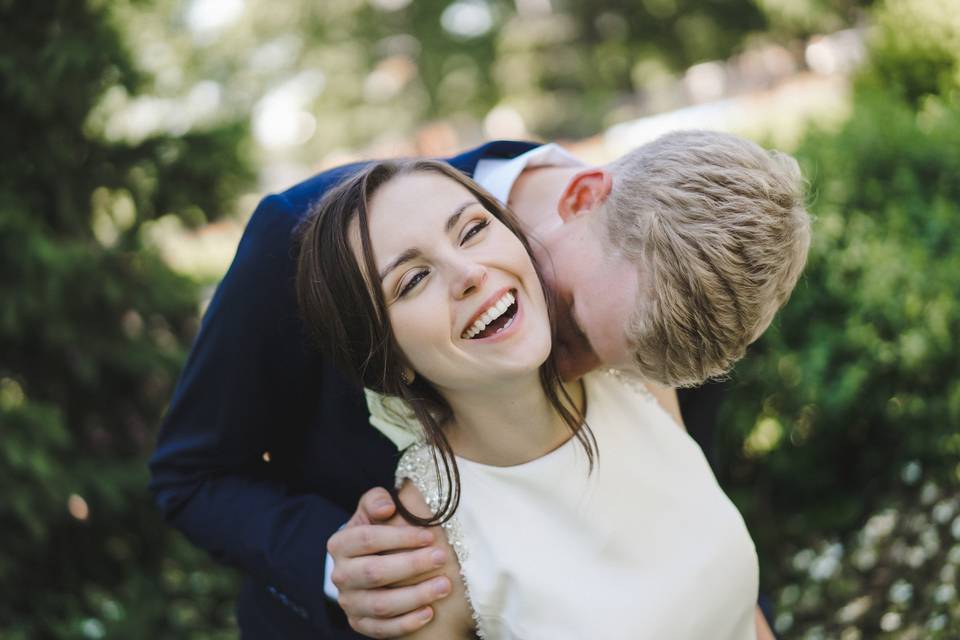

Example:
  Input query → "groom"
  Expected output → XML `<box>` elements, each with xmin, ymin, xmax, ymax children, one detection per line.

<box><xmin>149</xmin><ymin>137</ymin><xmax>801</xmax><ymax>638</ymax></box>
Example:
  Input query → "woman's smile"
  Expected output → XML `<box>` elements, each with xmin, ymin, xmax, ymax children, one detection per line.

<box><xmin>460</xmin><ymin>288</ymin><xmax>520</xmax><ymax>341</ymax></box>
<box><xmin>361</xmin><ymin>170</ymin><xmax>553</xmax><ymax>390</ymax></box>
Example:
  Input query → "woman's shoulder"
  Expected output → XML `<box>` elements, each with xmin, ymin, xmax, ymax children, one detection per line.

<box><xmin>396</xmin><ymin>443</ymin><xmax>445</xmax><ymax>504</ymax></box>
<box><xmin>395</xmin><ymin>444</ymin><xmax>459</xmax><ymax>536</ymax></box>
<box><xmin>392</xmin><ymin>477</ymin><xmax>478</xmax><ymax>640</ymax></box>
<box><xmin>583</xmin><ymin>369</ymin><xmax>657</xmax><ymax>407</ymax></box>
<box><xmin>583</xmin><ymin>369</ymin><xmax>685</xmax><ymax>430</ymax></box>
<box><xmin>394</xmin><ymin>446</ymin><xmax>480</xmax><ymax>639</ymax></box>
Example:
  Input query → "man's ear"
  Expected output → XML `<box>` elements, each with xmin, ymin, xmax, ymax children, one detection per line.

<box><xmin>557</xmin><ymin>167</ymin><xmax>613</xmax><ymax>223</ymax></box>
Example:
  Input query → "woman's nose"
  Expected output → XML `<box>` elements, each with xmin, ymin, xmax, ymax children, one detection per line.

<box><xmin>451</xmin><ymin>262</ymin><xmax>487</xmax><ymax>299</ymax></box>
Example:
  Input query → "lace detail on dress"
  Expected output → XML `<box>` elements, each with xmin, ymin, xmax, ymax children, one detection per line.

<box><xmin>394</xmin><ymin>444</ymin><xmax>470</xmax><ymax>561</ymax></box>
<box><xmin>395</xmin><ymin>443</ymin><xmax>489</xmax><ymax>639</ymax></box>
<box><xmin>604</xmin><ymin>369</ymin><xmax>688</xmax><ymax>431</ymax></box>
<box><xmin>605</xmin><ymin>368</ymin><xmax>656</xmax><ymax>401</ymax></box>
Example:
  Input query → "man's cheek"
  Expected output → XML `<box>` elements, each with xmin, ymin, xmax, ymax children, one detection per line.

<box><xmin>554</xmin><ymin>332</ymin><xmax>600</xmax><ymax>380</ymax></box>
<box><xmin>559</xmin><ymin>349</ymin><xmax>600</xmax><ymax>381</ymax></box>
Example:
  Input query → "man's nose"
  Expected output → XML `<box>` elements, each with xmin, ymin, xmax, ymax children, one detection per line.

<box><xmin>451</xmin><ymin>261</ymin><xmax>487</xmax><ymax>299</ymax></box>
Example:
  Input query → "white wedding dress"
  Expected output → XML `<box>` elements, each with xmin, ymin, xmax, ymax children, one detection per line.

<box><xmin>386</xmin><ymin>371</ymin><xmax>759</xmax><ymax>640</ymax></box>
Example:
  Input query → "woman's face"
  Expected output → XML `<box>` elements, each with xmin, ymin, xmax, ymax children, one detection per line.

<box><xmin>356</xmin><ymin>170</ymin><xmax>552</xmax><ymax>393</ymax></box>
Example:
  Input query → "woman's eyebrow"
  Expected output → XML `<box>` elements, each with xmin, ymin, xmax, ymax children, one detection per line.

<box><xmin>379</xmin><ymin>248</ymin><xmax>421</xmax><ymax>282</ymax></box>
<box><xmin>378</xmin><ymin>200</ymin><xmax>479</xmax><ymax>282</ymax></box>
<box><xmin>444</xmin><ymin>200</ymin><xmax>478</xmax><ymax>233</ymax></box>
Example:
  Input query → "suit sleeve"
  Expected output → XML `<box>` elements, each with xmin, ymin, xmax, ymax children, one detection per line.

<box><xmin>148</xmin><ymin>193</ymin><xmax>349</xmax><ymax>632</ymax></box>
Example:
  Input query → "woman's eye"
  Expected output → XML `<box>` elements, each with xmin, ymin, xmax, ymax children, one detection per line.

<box><xmin>461</xmin><ymin>219</ymin><xmax>489</xmax><ymax>245</ymax></box>
<box><xmin>399</xmin><ymin>270</ymin><xmax>428</xmax><ymax>297</ymax></box>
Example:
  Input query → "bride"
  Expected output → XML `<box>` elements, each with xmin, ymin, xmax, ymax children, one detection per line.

<box><xmin>296</xmin><ymin>157</ymin><xmax>780</xmax><ymax>639</ymax></box>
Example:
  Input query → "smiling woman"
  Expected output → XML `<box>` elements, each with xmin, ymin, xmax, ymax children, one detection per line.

<box><xmin>295</xmin><ymin>159</ymin><xmax>594</xmax><ymax>525</ymax></box>
<box><xmin>364</xmin><ymin>171</ymin><xmax>551</xmax><ymax>388</ymax></box>
<box><xmin>294</xmin><ymin>157</ymin><xmax>769</xmax><ymax>640</ymax></box>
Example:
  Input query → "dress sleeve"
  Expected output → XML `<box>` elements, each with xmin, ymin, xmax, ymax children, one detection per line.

<box><xmin>395</xmin><ymin>444</ymin><xmax>488</xmax><ymax>638</ymax></box>
<box><xmin>395</xmin><ymin>444</ymin><xmax>470</xmax><ymax>563</ymax></box>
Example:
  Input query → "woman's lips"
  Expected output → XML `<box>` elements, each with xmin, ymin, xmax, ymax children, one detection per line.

<box><xmin>461</xmin><ymin>287</ymin><xmax>516</xmax><ymax>338</ymax></box>
<box><xmin>465</xmin><ymin>293</ymin><xmax>523</xmax><ymax>343</ymax></box>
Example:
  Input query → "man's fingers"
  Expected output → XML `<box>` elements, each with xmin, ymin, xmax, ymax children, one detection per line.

<box><xmin>349</xmin><ymin>606</ymin><xmax>436</xmax><ymax>639</ymax></box>
<box><xmin>340</xmin><ymin>576</ymin><xmax>451</xmax><ymax>621</ymax></box>
<box><xmin>333</xmin><ymin>545</ymin><xmax>448</xmax><ymax>590</ymax></box>
<box><xmin>329</xmin><ymin>523</ymin><xmax>433</xmax><ymax>560</ymax></box>
<box><xmin>357</xmin><ymin>486</ymin><xmax>396</xmax><ymax>523</ymax></box>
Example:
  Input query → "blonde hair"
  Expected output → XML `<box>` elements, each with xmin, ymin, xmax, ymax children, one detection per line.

<box><xmin>602</xmin><ymin>130</ymin><xmax>811</xmax><ymax>387</ymax></box>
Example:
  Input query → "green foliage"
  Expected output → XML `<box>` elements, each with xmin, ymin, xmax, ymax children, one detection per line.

<box><xmin>858</xmin><ymin>0</ymin><xmax>960</xmax><ymax>107</ymax></box>
<box><xmin>4</xmin><ymin>0</ymin><xmax>953</xmax><ymax>636</ymax></box>
<box><xmin>162</xmin><ymin>0</ymin><xmax>869</xmax><ymax>159</ymax></box>
<box><xmin>717</xmin><ymin>1</ymin><xmax>960</xmax><ymax>631</ymax></box>
<box><xmin>752</xmin><ymin>0</ymin><xmax>871</xmax><ymax>38</ymax></box>
<box><xmin>0</xmin><ymin>0</ymin><xmax>250</xmax><ymax>635</ymax></box>
<box><xmin>770</xmin><ymin>468</ymin><xmax>960</xmax><ymax>637</ymax></box>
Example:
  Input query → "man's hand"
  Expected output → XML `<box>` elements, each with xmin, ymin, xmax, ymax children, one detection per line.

<box><xmin>328</xmin><ymin>487</ymin><xmax>453</xmax><ymax>638</ymax></box>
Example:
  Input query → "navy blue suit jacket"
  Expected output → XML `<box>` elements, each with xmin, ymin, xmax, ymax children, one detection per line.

<box><xmin>148</xmin><ymin>141</ymin><xmax>542</xmax><ymax>638</ymax></box>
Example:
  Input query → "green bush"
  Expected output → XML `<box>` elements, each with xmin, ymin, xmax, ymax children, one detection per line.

<box><xmin>859</xmin><ymin>0</ymin><xmax>960</xmax><ymax>106</ymax></box>
<box><xmin>0</xmin><ymin>0</ymin><xmax>250</xmax><ymax>636</ymax></box>
<box><xmin>5</xmin><ymin>0</ymin><xmax>956</xmax><ymax>636</ymax></box>
<box><xmin>771</xmin><ymin>464</ymin><xmax>960</xmax><ymax>638</ymax></box>
<box><xmin>721</xmin><ymin>88</ymin><xmax>960</xmax><ymax>536</ymax></box>
<box><xmin>717</xmin><ymin>0</ymin><xmax>960</xmax><ymax>632</ymax></box>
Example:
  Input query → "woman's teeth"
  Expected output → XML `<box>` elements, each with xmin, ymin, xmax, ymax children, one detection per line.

<box><xmin>462</xmin><ymin>291</ymin><xmax>516</xmax><ymax>339</ymax></box>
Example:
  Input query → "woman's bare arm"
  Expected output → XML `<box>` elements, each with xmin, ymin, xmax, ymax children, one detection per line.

<box><xmin>391</xmin><ymin>480</ymin><xmax>475</xmax><ymax>640</ymax></box>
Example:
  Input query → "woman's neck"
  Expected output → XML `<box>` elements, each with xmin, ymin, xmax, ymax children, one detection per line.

<box><xmin>439</xmin><ymin>374</ymin><xmax>584</xmax><ymax>467</ymax></box>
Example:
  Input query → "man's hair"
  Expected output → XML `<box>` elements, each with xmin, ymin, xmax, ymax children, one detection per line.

<box><xmin>602</xmin><ymin>129</ymin><xmax>811</xmax><ymax>387</ymax></box>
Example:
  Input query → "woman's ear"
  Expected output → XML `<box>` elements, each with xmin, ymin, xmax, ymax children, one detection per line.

<box><xmin>557</xmin><ymin>168</ymin><xmax>613</xmax><ymax>223</ymax></box>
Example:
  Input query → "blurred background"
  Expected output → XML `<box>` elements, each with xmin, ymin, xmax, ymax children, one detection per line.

<box><xmin>2</xmin><ymin>0</ymin><xmax>958</xmax><ymax>637</ymax></box>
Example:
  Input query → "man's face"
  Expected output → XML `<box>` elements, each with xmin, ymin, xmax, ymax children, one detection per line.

<box><xmin>535</xmin><ymin>212</ymin><xmax>639</xmax><ymax>380</ymax></box>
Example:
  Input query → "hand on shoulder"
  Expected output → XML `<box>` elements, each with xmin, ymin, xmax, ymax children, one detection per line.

<box><xmin>389</xmin><ymin>481</ymin><xmax>475</xmax><ymax>639</ymax></box>
<box><xmin>327</xmin><ymin>487</ymin><xmax>452</xmax><ymax>638</ymax></box>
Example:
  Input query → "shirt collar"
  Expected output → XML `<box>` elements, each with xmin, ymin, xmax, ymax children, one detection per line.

<box><xmin>473</xmin><ymin>143</ymin><xmax>585</xmax><ymax>205</ymax></box>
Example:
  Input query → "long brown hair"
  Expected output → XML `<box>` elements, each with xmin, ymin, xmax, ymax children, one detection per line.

<box><xmin>295</xmin><ymin>159</ymin><xmax>594</xmax><ymax>525</ymax></box>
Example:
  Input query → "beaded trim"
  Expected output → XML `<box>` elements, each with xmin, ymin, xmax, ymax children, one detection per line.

<box><xmin>395</xmin><ymin>444</ymin><xmax>489</xmax><ymax>638</ymax></box>
<box><xmin>605</xmin><ymin>368</ymin><xmax>656</xmax><ymax>401</ymax></box>
<box><xmin>395</xmin><ymin>444</ymin><xmax>470</xmax><ymax>562</ymax></box>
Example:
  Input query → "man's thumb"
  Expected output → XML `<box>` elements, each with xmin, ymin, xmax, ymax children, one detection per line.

<box><xmin>357</xmin><ymin>486</ymin><xmax>396</xmax><ymax>523</ymax></box>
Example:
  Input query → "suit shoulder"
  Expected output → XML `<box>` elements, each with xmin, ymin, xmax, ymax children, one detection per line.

<box><xmin>276</xmin><ymin>160</ymin><xmax>371</xmax><ymax>216</ymax></box>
